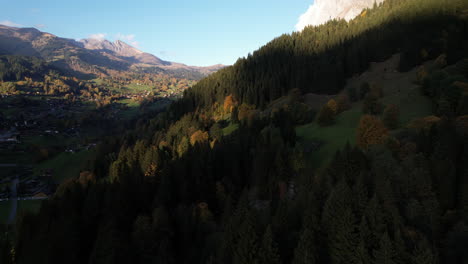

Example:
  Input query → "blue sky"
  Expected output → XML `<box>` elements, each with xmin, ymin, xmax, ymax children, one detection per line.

<box><xmin>1</xmin><ymin>0</ymin><xmax>312</xmax><ymax>66</ymax></box>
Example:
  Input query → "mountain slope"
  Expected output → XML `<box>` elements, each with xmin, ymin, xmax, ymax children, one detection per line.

<box><xmin>79</xmin><ymin>38</ymin><xmax>170</xmax><ymax>66</ymax></box>
<box><xmin>0</xmin><ymin>25</ymin><xmax>224</xmax><ymax>78</ymax></box>
<box><xmin>174</xmin><ymin>0</ymin><xmax>467</xmax><ymax>115</ymax></box>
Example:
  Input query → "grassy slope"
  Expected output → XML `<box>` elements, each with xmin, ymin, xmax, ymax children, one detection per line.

<box><xmin>296</xmin><ymin>104</ymin><xmax>362</xmax><ymax>167</ymax></box>
<box><xmin>296</xmin><ymin>54</ymin><xmax>433</xmax><ymax>168</ymax></box>
<box><xmin>34</xmin><ymin>150</ymin><xmax>96</xmax><ymax>182</ymax></box>
<box><xmin>223</xmin><ymin>123</ymin><xmax>239</xmax><ymax>136</ymax></box>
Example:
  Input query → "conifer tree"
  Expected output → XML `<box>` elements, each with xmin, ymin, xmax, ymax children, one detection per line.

<box><xmin>323</xmin><ymin>180</ymin><xmax>359</xmax><ymax>264</ymax></box>
<box><xmin>259</xmin><ymin>226</ymin><xmax>282</xmax><ymax>264</ymax></box>
<box><xmin>292</xmin><ymin>227</ymin><xmax>316</xmax><ymax>264</ymax></box>
<box><xmin>372</xmin><ymin>232</ymin><xmax>397</xmax><ymax>264</ymax></box>
<box><xmin>233</xmin><ymin>210</ymin><xmax>259</xmax><ymax>264</ymax></box>
<box><xmin>316</xmin><ymin>104</ymin><xmax>336</xmax><ymax>126</ymax></box>
<box><xmin>382</xmin><ymin>104</ymin><xmax>400</xmax><ymax>129</ymax></box>
<box><xmin>356</xmin><ymin>239</ymin><xmax>371</xmax><ymax>264</ymax></box>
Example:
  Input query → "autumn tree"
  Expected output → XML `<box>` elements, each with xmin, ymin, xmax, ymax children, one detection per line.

<box><xmin>190</xmin><ymin>130</ymin><xmax>209</xmax><ymax>146</ymax></box>
<box><xmin>356</xmin><ymin>115</ymin><xmax>388</xmax><ymax>149</ymax></box>
<box><xmin>327</xmin><ymin>99</ymin><xmax>339</xmax><ymax>114</ymax></box>
<box><xmin>0</xmin><ymin>82</ymin><xmax>17</xmax><ymax>94</ymax></box>
<box><xmin>177</xmin><ymin>136</ymin><xmax>190</xmax><ymax>157</ymax></box>
<box><xmin>224</xmin><ymin>94</ymin><xmax>238</xmax><ymax>113</ymax></box>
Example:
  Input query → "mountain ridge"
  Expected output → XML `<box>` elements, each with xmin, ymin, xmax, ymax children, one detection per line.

<box><xmin>0</xmin><ymin>24</ymin><xmax>224</xmax><ymax>77</ymax></box>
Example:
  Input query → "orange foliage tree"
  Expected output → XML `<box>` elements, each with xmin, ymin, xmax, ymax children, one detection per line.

<box><xmin>356</xmin><ymin>115</ymin><xmax>389</xmax><ymax>149</ymax></box>
<box><xmin>223</xmin><ymin>94</ymin><xmax>238</xmax><ymax>113</ymax></box>
<box><xmin>190</xmin><ymin>130</ymin><xmax>209</xmax><ymax>146</ymax></box>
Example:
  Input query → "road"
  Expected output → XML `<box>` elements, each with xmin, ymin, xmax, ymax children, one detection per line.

<box><xmin>7</xmin><ymin>176</ymin><xmax>19</xmax><ymax>224</ymax></box>
<box><xmin>0</xmin><ymin>164</ymin><xmax>17</xmax><ymax>167</ymax></box>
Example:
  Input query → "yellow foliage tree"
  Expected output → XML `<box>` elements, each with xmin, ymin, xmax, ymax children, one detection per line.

<box><xmin>416</xmin><ymin>66</ymin><xmax>429</xmax><ymax>84</ymax></box>
<box><xmin>327</xmin><ymin>99</ymin><xmax>338</xmax><ymax>114</ymax></box>
<box><xmin>356</xmin><ymin>115</ymin><xmax>389</xmax><ymax>149</ymax></box>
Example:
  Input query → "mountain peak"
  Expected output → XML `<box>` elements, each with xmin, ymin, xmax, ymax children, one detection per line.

<box><xmin>296</xmin><ymin>0</ymin><xmax>385</xmax><ymax>30</ymax></box>
<box><xmin>0</xmin><ymin>24</ymin><xmax>224</xmax><ymax>75</ymax></box>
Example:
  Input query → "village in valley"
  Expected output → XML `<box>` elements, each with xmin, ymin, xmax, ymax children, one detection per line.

<box><xmin>0</xmin><ymin>76</ymin><xmax>191</xmax><ymax>223</ymax></box>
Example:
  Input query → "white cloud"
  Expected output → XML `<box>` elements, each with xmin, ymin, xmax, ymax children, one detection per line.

<box><xmin>0</xmin><ymin>20</ymin><xmax>23</xmax><ymax>27</ymax></box>
<box><xmin>295</xmin><ymin>0</ymin><xmax>385</xmax><ymax>31</ymax></box>
<box><xmin>115</xmin><ymin>33</ymin><xmax>139</xmax><ymax>47</ymax></box>
<box><xmin>88</xmin><ymin>33</ymin><xmax>107</xmax><ymax>40</ymax></box>
<box><xmin>35</xmin><ymin>24</ymin><xmax>46</xmax><ymax>29</ymax></box>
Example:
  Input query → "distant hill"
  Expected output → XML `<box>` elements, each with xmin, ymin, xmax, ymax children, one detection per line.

<box><xmin>0</xmin><ymin>25</ymin><xmax>224</xmax><ymax>79</ymax></box>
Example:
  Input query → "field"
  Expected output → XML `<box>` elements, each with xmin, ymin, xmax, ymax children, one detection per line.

<box><xmin>34</xmin><ymin>149</ymin><xmax>96</xmax><ymax>182</ymax></box>
<box><xmin>124</xmin><ymin>83</ymin><xmax>153</xmax><ymax>93</ymax></box>
<box><xmin>296</xmin><ymin>104</ymin><xmax>362</xmax><ymax>167</ymax></box>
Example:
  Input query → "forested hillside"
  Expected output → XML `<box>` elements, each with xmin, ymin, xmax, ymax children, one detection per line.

<box><xmin>2</xmin><ymin>0</ymin><xmax>468</xmax><ymax>263</ymax></box>
<box><xmin>175</xmin><ymin>0</ymin><xmax>466</xmax><ymax>112</ymax></box>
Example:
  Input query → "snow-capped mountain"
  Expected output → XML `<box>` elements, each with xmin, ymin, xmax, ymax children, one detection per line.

<box><xmin>296</xmin><ymin>0</ymin><xmax>385</xmax><ymax>31</ymax></box>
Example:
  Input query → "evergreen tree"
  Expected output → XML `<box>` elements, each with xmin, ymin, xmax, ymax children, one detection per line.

<box><xmin>382</xmin><ymin>104</ymin><xmax>400</xmax><ymax>129</ymax></box>
<box><xmin>323</xmin><ymin>180</ymin><xmax>359</xmax><ymax>264</ymax></box>
<box><xmin>233</xmin><ymin>210</ymin><xmax>259</xmax><ymax>264</ymax></box>
<box><xmin>316</xmin><ymin>104</ymin><xmax>336</xmax><ymax>126</ymax></box>
<box><xmin>259</xmin><ymin>226</ymin><xmax>282</xmax><ymax>264</ymax></box>
<box><xmin>356</xmin><ymin>239</ymin><xmax>371</xmax><ymax>264</ymax></box>
<box><xmin>292</xmin><ymin>227</ymin><xmax>316</xmax><ymax>264</ymax></box>
<box><xmin>372</xmin><ymin>232</ymin><xmax>397</xmax><ymax>264</ymax></box>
